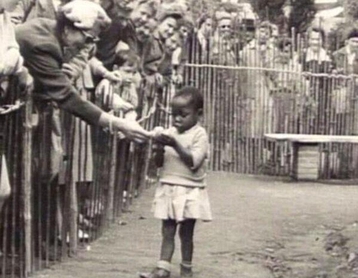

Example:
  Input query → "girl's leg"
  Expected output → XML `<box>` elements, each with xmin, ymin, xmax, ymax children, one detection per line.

<box><xmin>179</xmin><ymin>219</ymin><xmax>196</xmax><ymax>268</ymax></box>
<box><xmin>139</xmin><ymin>220</ymin><xmax>177</xmax><ymax>277</ymax></box>
<box><xmin>160</xmin><ymin>219</ymin><xmax>178</xmax><ymax>262</ymax></box>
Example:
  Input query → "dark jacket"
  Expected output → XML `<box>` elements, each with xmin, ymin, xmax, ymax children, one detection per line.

<box><xmin>15</xmin><ymin>18</ymin><xmax>102</xmax><ymax>125</ymax></box>
<box><xmin>96</xmin><ymin>17</ymin><xmax>137</xmax><ymax>70</ymax></box>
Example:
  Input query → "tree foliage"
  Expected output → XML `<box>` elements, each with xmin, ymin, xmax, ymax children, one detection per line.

<box><xmin>288</xmin><ymin>0</ymin><xmax>316</xmax><ymax>34</ymax></box>
<box><xmin>251</xmin><ymin>0</ymin><xmax>285</xmax><ymax>22</ymax></box>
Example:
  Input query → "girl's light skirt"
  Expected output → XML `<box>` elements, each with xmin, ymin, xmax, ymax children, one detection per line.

<box><xmin>152</xmin><ymin>183</ymin><xmax>212</xmax><ymax>222</ymax></box>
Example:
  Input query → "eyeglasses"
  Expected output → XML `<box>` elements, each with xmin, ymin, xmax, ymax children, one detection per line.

<box><xmin>219</xmin><ymin>25</ymin><xmax>231</xmax><ymax>29</ymax></box>
<box><xmin>82</xmin><ymin>30</ymin><xmax>100</xmax><ymax>43</ymax></box>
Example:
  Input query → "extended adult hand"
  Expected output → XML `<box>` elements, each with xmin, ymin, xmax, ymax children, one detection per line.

<box><xmin>113</xmin><ymin>117</ymin><xmax>150</xmax><ymax>143</ymax></box>
<box><xmin>104</xmin><ymin>71</ymin><xmax>122</xmax><ymax>83</ymax></box>
<box><xmin>17</xmin><ymin>68</ymin><xmax>34</xmax><ymax>92</ymax></box>
<box><xmin>155</xmin><ymin>73</ymin><xmax>163</xmax><ymax>86</ymax></box>
<box><xmin>173</xmin><ymin>74</ymin><xmax>183</xmax><ymax>85</ymax></box>
<box><xmin>62</xmin><ymin>63</ymin><xmax>79</xmax><ymax>79</ymax></box>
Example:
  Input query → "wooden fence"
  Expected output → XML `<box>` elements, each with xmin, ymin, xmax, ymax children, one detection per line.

<box><xmin>184</xmin><ymin>32</ymin><xmax>358</xmax><ymax>179</ymax></box>
<box><xmin>2</xmin><ymin>28</ymin><xmax>358</xmax><ymax>277</ymax></box>
<box><xmin>0</xmin><ymin>77</ymin><xmax>165</xmax><ymax>277</ymax></box>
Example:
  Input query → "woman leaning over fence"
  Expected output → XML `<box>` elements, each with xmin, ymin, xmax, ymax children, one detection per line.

<box><xmin>15</xmin><ymin>0</ymin><xmax>150</xmax><ymax>140</ymax></box>
<box><xmin>14</xmin><ymin>0</ymin><xmax>150</xmax><ymax>248</ymax></box>
<box><xmin>0</xmin><ymin>0</ymin><xmax>33</xmax><ymax>216</ymax></box>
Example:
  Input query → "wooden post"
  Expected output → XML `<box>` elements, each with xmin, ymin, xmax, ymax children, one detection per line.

<box><xmin>22</xmin><ymin>88</ymin><xmax>33</xmax><ymax>277</ymax></box>
<box><xmin>291</xmin><ymin>142</ymin><xmax>320</xmax><ymax>180</ymax></box>
<box><xmin>106</xmin><ymin>133</ymin><xmax>117</xmax><ymax>224</ymax></box>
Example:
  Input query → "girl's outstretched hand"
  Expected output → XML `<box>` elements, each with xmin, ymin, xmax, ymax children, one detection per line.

<box><xmin>155</xmin><ymin>133</ymin><xmax>176</xmax><ymax>147</ymax></box>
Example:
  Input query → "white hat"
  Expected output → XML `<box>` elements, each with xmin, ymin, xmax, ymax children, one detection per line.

<box><xmin>60</xmin><ymin>0</ymin><xmax>111</xmax><ymax>37</ymax></box>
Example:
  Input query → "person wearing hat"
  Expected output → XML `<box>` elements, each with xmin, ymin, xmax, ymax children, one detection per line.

<box><xmin>186</xmin><ymin>13</ymin><xmax>212</xmax><ymax>68</ymax></box>
<box><xmin>331</xmin><ymin>28</ymin><xmax>358</xmax><ymax>135</ymax></box>
<box><xmin>15</xmin><ymin>0</ymin><xmax>150</xmax><ymax>140</ymax></box>
<box><xmin>171</xmin><ymin>13</ymin><xmax>194</xmax><ymax>86</ymax></box>
<box><xmin>332</xmin><ymin>28</ymin><xmax>358</xmax><ymax>76</ymax></box>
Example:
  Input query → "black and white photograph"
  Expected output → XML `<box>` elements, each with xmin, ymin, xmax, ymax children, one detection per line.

<box><xmin>2</xmin><ymin>0</ymin><xmax>358</xmax><ymax>277</ymax></box>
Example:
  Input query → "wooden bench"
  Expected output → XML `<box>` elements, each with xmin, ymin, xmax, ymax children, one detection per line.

<box><xmin>264</xmin><ymin>134</ymin><xmax>358</xmax><ymax>181</ymax></box>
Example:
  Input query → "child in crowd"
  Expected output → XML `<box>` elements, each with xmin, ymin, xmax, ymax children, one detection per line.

<box><xmin>95</xmin><ymin>49</ymin><xmax>140</xmax><ymax>121</ymax></box>
<box><xmin>140</xmin><ymin>86</ymin><xmax>212</xmax><ymax>278</ymax></box>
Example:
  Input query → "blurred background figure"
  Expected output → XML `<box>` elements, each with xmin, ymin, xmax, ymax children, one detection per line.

<box><xmin>1</xmin><ymin>0</ymin><xmax>32</xmax><ymax>214</ymax></box>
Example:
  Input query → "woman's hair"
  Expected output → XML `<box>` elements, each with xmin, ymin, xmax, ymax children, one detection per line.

<box><xmin>173</xmin><ymin>86</ymin><xmax>203</xmax><ymax>110</ymax></box>
<box><xmin>115</xmin><ymin>49</ymin><xmax>140</xmax><ymax>69</ymax></box>
<box><xmin>257</xmin><ymin>21</ymin><xmax>273</xmax><ymax>36</ymax></box>
<box><xmin>178</xmin><ymin>17</ymin><xmax>194</xmax><ymax>31</ymax></box>
<box><xmin>307</xmin><ymin>26</ymin><xmax>326</xmax><ymax>45</ymax></box>
<box><xmin>197</xmin><ymin>14</ymin><xmax>210</xmax><ymax>29</ymax></box>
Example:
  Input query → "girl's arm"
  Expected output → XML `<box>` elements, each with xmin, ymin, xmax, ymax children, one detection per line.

<box><xmin>172</xmin><ymin>140</ymin><xmax>194</xmax><ymax>168</ymax></box>
<box><xmin>156</xmin><ymin>129</ymin><xmax>209</xmax><ymax>170</ymax></box>
<box><xmin>154</xmin><ymin>133</ymin><xmax>193</xmax><ymax>168</ymax></box>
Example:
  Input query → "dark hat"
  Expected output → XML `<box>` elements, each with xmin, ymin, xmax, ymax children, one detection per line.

<box><xmin>155</xmin><ymin>2</ymin><xmax>184</xmax><ymax>22</ymax></box>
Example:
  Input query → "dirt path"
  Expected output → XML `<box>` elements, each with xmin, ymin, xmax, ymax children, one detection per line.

<box><xmin>33</xmin><ymin>173</ymin><xmax>358</xmax><ymax>278</ymax></box>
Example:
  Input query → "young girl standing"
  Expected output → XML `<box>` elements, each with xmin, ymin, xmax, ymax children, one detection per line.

<box><xmin>141</xmin><ymin>86</ymin><xmax>212</xmax><ymax>278</ymax></box>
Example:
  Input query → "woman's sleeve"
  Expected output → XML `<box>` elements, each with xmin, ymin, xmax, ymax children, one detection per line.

<box><xmin>25</xmin><ymin>46</ymin><xmax>103</xmax><ymax>125</ymax></box>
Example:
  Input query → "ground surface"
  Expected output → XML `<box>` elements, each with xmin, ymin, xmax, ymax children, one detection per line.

<box><xmin>33</xmin><ymin>173</ymin><xmax>358</xmax><ymax>278</ymax></box>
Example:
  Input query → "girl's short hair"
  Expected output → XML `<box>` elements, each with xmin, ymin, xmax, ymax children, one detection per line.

<box><xmin>173</xmin><ymin>86</ymin><xmax>203</xmax><ymax>110</ymax></box>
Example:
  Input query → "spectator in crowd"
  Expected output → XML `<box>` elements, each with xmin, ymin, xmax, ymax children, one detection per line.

<box><xmin>142</xmin><ymin>2</ymin><xmax>184</xmax><ymax>80</ymax></box>
<box><xmin>1</xmin><ymin>0</ymin><xmax>33</xmax><ymax>213</ymax></box>
<box><xmin>96</xmin><ymin>49</ymin><xmax>140</xmax><ymax>122</ymax></box>
<box><xmin>211</xmin><ymin>10</ymin><xmax>236</xmax><ymax>66</ymax></box>
<box><xmin>268</xmin><ymin>23</ymin><xmax>279</xmax><ymax>49</ymax></box>
<box><xmin>333</xmin><ymin>29</ymin><xmax>358</xmax><ymax>75</ymax></box>
<box><xmin>172</xmin><ymin>14</ymin><xmax>195</xmax><ymax>87</ymax></box>
<box><xmin>270</xmin><ymin>38</ymin><xmax>303</xmax><ymax>134</ymax></box>
<box><xmin>96</xmin><ymin>0</ymin><xmax>154</xmax><ymax>72</ymax></box>
<box><xmin>331</xmin><ymin>29</ymin><xmax>358</xmax><ymax>130</ymax></box>
<box><xmin>239</xmin><ymin>21</ymin><xmax>277</xmax><ymax>139</ymax></box>
<box><xmin>301</xmin><ymin>26</ymin><xmax>331</xmax><ymax>73</ymax></box>
<box><xmin>299</xmin><ymin>26</ymin><xmax>332</xmax><ymax>134</ymax></box>
<box><xmin>186</xmin><ymin>13</ymin><xmax>212</xmax><ymax>85</ymax></box>
<box><xmin>193</xmin><ymin>14</ymin><xmax>212</xmax><ymax>61</ymax></box>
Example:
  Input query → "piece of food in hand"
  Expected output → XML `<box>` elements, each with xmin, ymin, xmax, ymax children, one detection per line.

<box><xmin>150</xmin><ymin>126</ymin><xmax>165</xmax><ymax>138</ymax></box>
